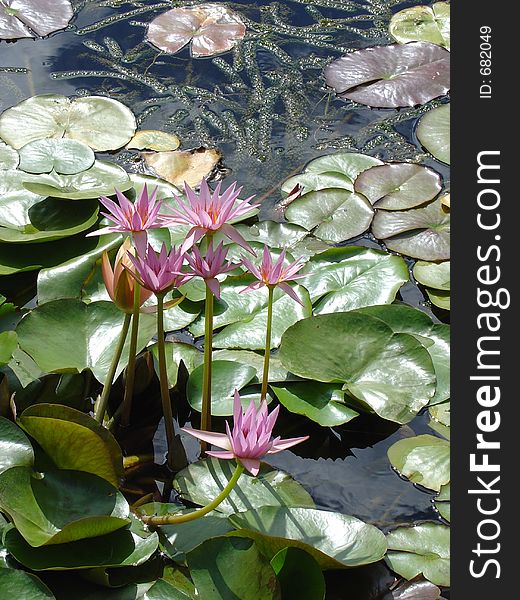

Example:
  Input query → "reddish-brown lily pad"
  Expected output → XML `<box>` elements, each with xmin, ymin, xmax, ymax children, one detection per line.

<box><xmin>324</xmin><ymin>42</ymin><xmax>450</xmax><ymax>108</ymax></box>
<box><xmin>147</xmin><ymin>4</ymin><xmax>246</xmax><ymax>58</ymax></box>
<box><xmin>0</xmin><ymin>0</ymin><xmax>73</xmax><ymax>40</ymax></box>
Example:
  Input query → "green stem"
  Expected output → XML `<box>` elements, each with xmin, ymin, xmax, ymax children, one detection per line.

<box><xmin>200</xmin><ymin>284</ymin><xmax>214</xmax><ymax>450</ymax></box>
<box><xmin>261</xmin><ymin>286</ymin><xmax>274</xmax><ymax>402</ymax></box>
<box><xmin>121</xmin><ymin>285</ymin><xmax>141</xmax><ymax>427</ymax></box>
<box><xmin>157</xmin><ymin>294</ymin><xmax>176</xmax><ymax>470</ymax></box>
<box><xmin>94</xmin><ymin>313</ymin><xmax>131</xmax><ymax>423</ymax></box>
<box><xmin>140</xmin><ymin>462</ymin><xmax>244</xmax><ymax>525</ymax></box>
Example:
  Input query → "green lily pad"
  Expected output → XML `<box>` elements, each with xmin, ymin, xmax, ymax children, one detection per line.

<box><xmin>212</xmin><ymin>285</ymin><xmax>312</xmax><ymax>350</ymax></box>
<box><xmin>18</xmin><ymin>139</ymin><xmax>95</xmax><ymax>175</ymax></box>
<box><xmin>285</xmin><ymin>189</ymin><xmax>374</xmax><ymax>243</ymax></box>
<box><xmin>282</xmin><ymin>172</ymin><xmax>355</xmax><ymax>196</ymax></box>
<box><xmin>127</xmin><ymin>130</ymin><xmax>180</xmax><ymax>152</ymax></box>
<box><xmin>0</xmin><ymin>331</ymin><xmax>17</xmax><ymax>366</ymax></box>
<box><xmin>303</xmin><ymin>152</ymin><xmax>384</xmax><ymax>179</ymax></box>
<box><xmin>0</xmin><ymin>569</ymin><xmax>55</xmax><ymax>599</ymax></box>
<box><xmin>229</xmin><ymin>506</ymin><xmax>387</xmax><ymax>569</ymax></box>
<box><xmin>173</xmin><ymin>457</ymin><xmax>315</xmax><ymax>516</ymax></box>
<box><xmin>233</xmin><ymin>221</ymin><xmax>309</xmax><ymax>249</ymax></box>
<box><xmin>0</xmin><ymin>170</ymin><xmax>46</xmax><ymax>228</ymax></box>
<box><xmin>426</xmin><ymin>288</ymin><xmax>450</xmax><ymax>310</ymax></box>
<box><xmin>22</xmin><ymin>160</ymin><xmax>132</xmax><ymax>200</ymax></box>
<box><xmin>416</xmin><ymin>105</ymin><xmax>450</xmax><ymax>164</ymax></box>
<box><xmin>353</xmin><ymin>304</ymin><xmax>450</xmax><ymax>405</ymax></box>
<box><xmin>0</xmin><ymin>467</ymin><xmax>129</xmax><ymax>547</ymax></box>
<box><xmin>0</xmin><ymin>141</ymin><xmax>19</xmax><ymax>170</ymax></box>
<box><xmin>213</xmin><ymin>350</ymin><xmax>292</xmax><ymax>383</ymax></box>
<box><xmin>387</xmin><ymin>434</ymin><xmax>450</xmax><ymax>492</ymax></box>
<box><xmin>129</xmin><ymin>173</ymin><xmax>180</xmax><ymax>200</ymax></box>
<box><xmin>145</xmin><ymin>579</ymin><xmax>192</xmax><ymax>600</ymax></box>
<box><xmin>354</xmin><ymin>163</ymin><xmax>442</xmax><ymax>210</ymax></box>
<box><xmin>16</xmin><ymin>299</ymin><xmax>156</xmax><ymax>384</ymax></box>
<box><xmin>271</xmin><ymin>383</ymin><xmax>358</xmax><ymax>426</ymax></box>
<box><xmin>0</xmin><ymin>94</ymin><xmax>136</xmax><ymax>152</ymax></box>
<box><xmin>271</xmin><ymin>547</ymin><xmax>325</xmax><ymax>600</ymax></box>
<box><xmin>3</xmin><ymin>517</ymin><xmax>158</xmax><ymax>570</ymax></box>
<box><xmin>187</xmin><ymin>360</ymin><xmax>257</xmax><ymax>416</ymax></box>
<box><xmin>0</xmin><ymin>417</ymin><xmax>34</xmax><ymax>475</ymax></box>
<box><xmin>18</xmin><ymin>404</ymin><xmax>123</xmax><ymax>486</ymax></box>
<box><xmin>372</xmin><ymin>198</ymin><xmax>450</xmax><ymax>260</ymax></box>
<box><xmin>429</xmin><ymin>401</ymin><xmax>450</xmax><ymax>427</ymax></box>
<box><xmin>300</xmin><ymin>247</ymin><xmax>409</xmax><ymax>314</ymax></box>
<box><xmin>390</xmin><ymin>3</ymin><xmax>450</xmax><ymax>50</ymax></box>
<box><xmin>385</xmin><ymin>523</ymin><xmax>450</xmax><ymax>586</ymax></box>
<box><xmin>434</xmin><ymin>483</ymin><xmax>450</xmax><ymax>522</ymax></box>
<box><xmin>413</xmin><ymin>260</ymin><xmax>450</xmax><ymax>290</ymax></box>
<box><xmin>280</xmin><ymin>313</ymin><xmax>435</xmax><ymax>424</ymax></box>
<box><xmin>186</xmin><ymin>536</ymin><xmax>281</xmax><ymax>600</ymax></box>
<box><xmin>0</xmin><ymin>198</ymin><xmax>99</xmax><ymax>243</ymax></box>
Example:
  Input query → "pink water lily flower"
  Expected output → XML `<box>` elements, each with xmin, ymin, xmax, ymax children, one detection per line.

<box><xmin>162</xmin><ymin>179</ymin><xmax>258</xmax><ymax>253</ymax></box>
<box><xmin>87</xmin><ymin>185</ymin><xmax>164</xmax><ymax>254</ymax></box>
<box><xmin>182</xmin><ymin>390</ymin><xmax>309</xmax><ymax>476</ymax></box>
<box><xmin>185</xmin><ymin>241</ymin><xmax>238</xmax><ymax>299</ymax></box>
<box><xmin>241</xmin><ymin>246</ymin><xmax>307</xmax><ymax>305</ymax></box>
<box><xmin>126</xmin><ymin>242</ymin><xmax>192</xmax><ymax>295</ymax></box>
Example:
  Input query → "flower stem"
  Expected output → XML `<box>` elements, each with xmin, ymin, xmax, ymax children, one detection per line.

<box><xmin>200</xmin><ymin>283</ymin><xmax>214</xmax><ymax>450</ymax></box>
<box><xmin>157</xmin><ymin>293</ymin><xmax>176</xmax><ymax>470</ymax></box>
<box><xmin>140</xmin><ymin>462</ymin><xmax>244</xmax><ymax>525</ymax></box>
<box><xmin>121</xmin><ymin>284</ymin><xmax>141</xmax><ymax>427</ymax></box>
<box><xmin>261</xmin><ymin>286</ymin><xmax>274</xmax><ymax>402</ymax></box>
<box><xmin>94</xmin><ymin>313</ymin><xmax>131</xmax><ymax>423</ymax></box>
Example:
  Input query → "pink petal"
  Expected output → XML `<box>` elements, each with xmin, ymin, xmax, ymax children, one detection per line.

<box><xmin>206</xmin><ymin>277</ymin><xmax>221</xmax><ymax>299</ymax></box>
<box><xmin>278</xmin><ymin>282</ymin><xmax>304</xmax><ymax>306</ymax></box>
<box><xmin>180</xmin><ymin>427</ymin><xmax>232</xmax><ymax>450</ymax></box>
<box><xmin>206</xmin><ymin>450</ymin><xmax>236</xmax><ymax>460</ymax></box>
<box><xmin>240</xmin><ymin>281</ymin><xmax>264</xmax><ymax>295</ymax></box>
<box><xmin>85</xmin><ymin>225</ymin><xmax>119</xmax><ymax>237</ymax></box>
<box><xmin>241</xmin><ymin>257</ymin><xmax>262</xmax><ymax>280</ymax></box>
<box><xmin>238</xmin><ymin>457</ymin><xmax>261</xmax><ymax>476</ymax></box>
<box><xmin>220</xmin><ymin>224</ymin><xmax>255</xmax><ymax>255</ymax></box>
<box><xmin>268</xmin><ymin>435</ymin><xmax>309</xmax><ymax>453</ymax></box>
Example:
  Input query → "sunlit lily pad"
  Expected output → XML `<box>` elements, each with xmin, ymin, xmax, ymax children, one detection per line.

<box><xmin>147</xmin><ymin>4</ymin><xmax>246</xmax><ymax>58</ymax></box>
<box><xmin>285</xmin><ymin>189</ymin><xmax>374</xmax><ymax>243</ymax></box>
<box><xmin>434</xmin><ymin>483</ymin><xmax>450</xmax><ymax>522</ymax></box>
<box><xmin>385</xmin><ymin>523</ymin><xmax>450</xmax><ymax>586</ymax></box>
<box><xmin>390</xmin><ymin>3</ymin><xmax>450</xmax><ymax>50</ymax></box>
<box><xmin>173</xmin><ymin>457</ymin><xmax>315</xmax><ymax>515</ymax></box>
<box><xmin>0</xmin><ymin>170</ymin><xmax>46</xmax><ymax>227</ymax></box>
<box><xmin>303</xmin><ymin>152</ymin><xmax>384</xmax><ymax>179</ymax></box>
<box><xmin>0</xmin><ymin>0</ymin><xmax>73</xmax><ymax>40</ymax></box>
<box><xmin>0</xmin><ymin>140</ymin><xmax>19</xmax><ymax>169</ymax></box>
<box><xmin>229</xmin><ymin>506</ymin><xmax>387</xmax><ymax>569</ymax></box>
<box><xmin>426</xmin><ymin>288</ymin><xmax>450</xmax><ymax>310</ymax></box>
<box><xmin>300</xmin><ymin>247</ymin><xmax>409</xmax><ymax>314</ymax></box>
<box><xmin>22</xmin><ymin>160</ymin><xmax>132</xmax><ymax>200</ymax></box>
<box><xmin>233</xmin><ymin>221</ymin><xmax>309</xmax><ymax>249</ymax></box>
<box><xmin>324</xmin><ymin>42</ymin><xmax>450</xmax><ymax>108</ymax></box>
<box><xmin>0</xmin><ymin>331</ymin><xmax>17</xmax><ymax>367</ymax></box>
<box><xmin>0</xmin><ymin>95</ymin><xmax>136</xmax><ymax>151</ymax></box>
<box><xmin>387</xmin><ymin>434</ymin><xmax>450</xmax><ymax>492</ymax></box>
<box><xmin>142</xmin><ymin>147</ymin><xmax>221</xmax><ymax>188</ymax></box>
<box><xmin>0</xmin><ymin>417</ymin><xmax>34</xmax><ymax>475</ymax></box>
<box><xmin>354</xmin><ymin>163</ymin><xmax>442</xmax><ymax>210</ymax></box>
<box><xmin>280</xmin><ymin>312</ymin><xmax>436</xmax><ymax>423</ymax></box>
<box><xmin>127</xmin><ymin>130</ymin><xmax>180</xmax><ymax>151</ymax></box>
<box><xmin>18</xmin><ymin>138</ymin><xmax>95</xmax><ymax>175</ymax></box>
<box><xmin>372</xmin><ymin>198</ymin><xmax>450</xmax><ymax>260</ymax></box>
<box><xmin>416</xmin><ymin>105</ymin><xmax>450</xmax><ymax>164</ymax></box>
<box><xmin>413</xmin><ymin>260</ymin><xmax>450</xmax><ymax>290</ymax></box>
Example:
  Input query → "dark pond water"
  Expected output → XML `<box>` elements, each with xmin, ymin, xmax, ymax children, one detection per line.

<box><xmin>1</xmin><ymin>0</ymin><xmax>450</xmax><ymax>597</ymax></box>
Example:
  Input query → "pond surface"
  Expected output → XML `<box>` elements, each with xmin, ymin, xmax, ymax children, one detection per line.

<box><xmin>0</xmin><ymin>1</ymin><xmax>450</xmax><ymax>597</ymax></box>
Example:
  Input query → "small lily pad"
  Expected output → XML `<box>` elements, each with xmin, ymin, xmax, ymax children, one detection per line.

<box><xmin>416</xmin><ymin>105</ymin><xmax>450</xmax><ymax>164</ymax></box>
<box><xmin>18</xmin><ymin>139</ymin><xmax>95</xmax><ymax>175</ymax></box>
<box><xmin>389</xmin><ymin>3</ymin><xmax>450</xmax><ymax>50</ymax></box>
<box><xmin>324</xmin><ymin>42</ymin><xmax>450</xmax><ymax>108</ymax></box>
<box><xmin>142</xmin><ymin>147</ymin><xmax>221</xmax><ymax>188</ymax></box>
<box><xmin>0</xmin><ymin>0</ymin><xmax>73</xmax><ymax>40</ymax></box>
<box><xmin>127</xmin><ymin>130</ymin><xmax>180</xmax><ymax>151</ymax></box>
<box><xmin>413</xmin><ymin>260</ymin><xmax>450</xmax><ymax>290</ymax></box>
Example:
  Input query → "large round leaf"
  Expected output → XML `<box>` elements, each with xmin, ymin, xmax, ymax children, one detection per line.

<box><xmin>285</xmin><ymin>189</ymin><xmax>374</xmax><ymax>243</ymax></box>
<box><xmin>354</xmin><ymin>304</ymin><xmax>450</xmax><ymax>405</ymax></box>
<box><xmin>271</xmin><ymin>547</ymin><xmax>325</xmax><ymax>600</ymax></box>
<box><xmin>372</xmin><ymin>198</ymin><xmax>450</xmax><ymax>260</ymax></box>
<box><xmin>279</xmin><ymin>313</ymin><xmax>436</xmax><ymax>423</ymax></box>
<box><xmin>354</xmin><ymin>163</ymin><xmax>442</xmax><ymax>210</ymax></box>
<box><xmin>0</xmin><ymin>569</ymin><xmax>55</xmax><ymax>599</ymax></box>
<box><xmin>0</xmin><ymin>0</ymin><xmax>73</xmax><ymax>39</ymax></box>
<box><xmin>233</xmin><ymin>221</ymin><xmax>309</xmax><ymax>249</ymax></box>
<box><xmin>303</xmin><ymin>152</ymin><xmax>383</xmax><ymax>179</ymax></box>
<box><xmin>187</xmin><ymin>360</ymin><xmax>257</xmax><ymax>416</ymax></box>
<box><xmin>413</xmin><ymin>260</ymin><xmax>450</xmax><ymax>290</ymax></box>
<box><xmin>173</xmin><ymin>457</ymin><xmax>315</xmax><ymax>515</ymax></box>
<box><xmin>18</xmin><ymin>404</ymin><xmax>123</xmax><ymax>486</ymax></box>
<box><xmin>3</xmin><ymin>518</ymin><xmax>158</xmax><ymax>570</ymax></box>
<box><xmin>0</xmin><ymin>467</ymin><xmax>129</xmax><ymax>547</ymax></box>
<box><xmin>385</xmin><ymin>523</ymin><xmax>450</xmax><ymax>586</ymax></box>
<box><xmin>16</xmin><ymin>300</ymin><xmax>156</xmax><ymax>384</ymax></box>
<box><xmin>18</xmin><ymin>139</ymin><xmax>95</xmax><ymax>175</ymax></box>
<box><xmin>0</xmin><ymin>198</ymin><xmax>99</xmax><ymax>243</ymax></box>
<box><xmin>147</xmin><ymin>5</ymin><xmax>246</xmax><ymax>58</ymax></box>
<box><xmin>387</xmin><ymin>434</ymin><xmax>450</xmax><ymax>492</ymax></box>
<box><xmin>22</xmin><ymin>160</ymin><xmax>132</xmax><ymax>200</ymax></box>
<box><xmin>324</xmin><ymin>42</ymin><xmax>450</xmax><ymax>108</ymax></box>
<box><xmin>229</xmin><ymin>507</ymin><xmax>387</xmax><ymax>569</ymax></box>
<box><xmin>389</xmin><ymin>3</ymin><xmax>450</xmax><ymax>50</ymax></box>
<box><xmin>186</xmin><ymin>536</ymin><xmax>281</xmax><ymax>600</ymax></box>
<box><xmin>213</xmin><ymin>349</ymin><xmax>292</xmax><ymax>383</ymax></box>
<box><xmin>0</xmin><ymin>95</ymin><xmax>136</xmax><ymax>151</ymax></box>
<box><xmin>416</xmin><ymin>105</ymin><xmax>450</xmax><ymax>164</ymax></box>
<box><xmin>0</xmin><ymin>417</ymin><xmax>34</xmax><ymax>475</ymax></box>
<box><xmin>271</xmin><ymin>382</ymin><xmax>358</xmax><ymax>427</ymax></box>
<box><xmin>0</xmin><ymin>170</ymin><xmax>46</xmax><ymax>228</ymax></box>
<box><xmin>300</xmin><ymin>247</ymin><xmax>409</xmax><ymax>314</ymax></box>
